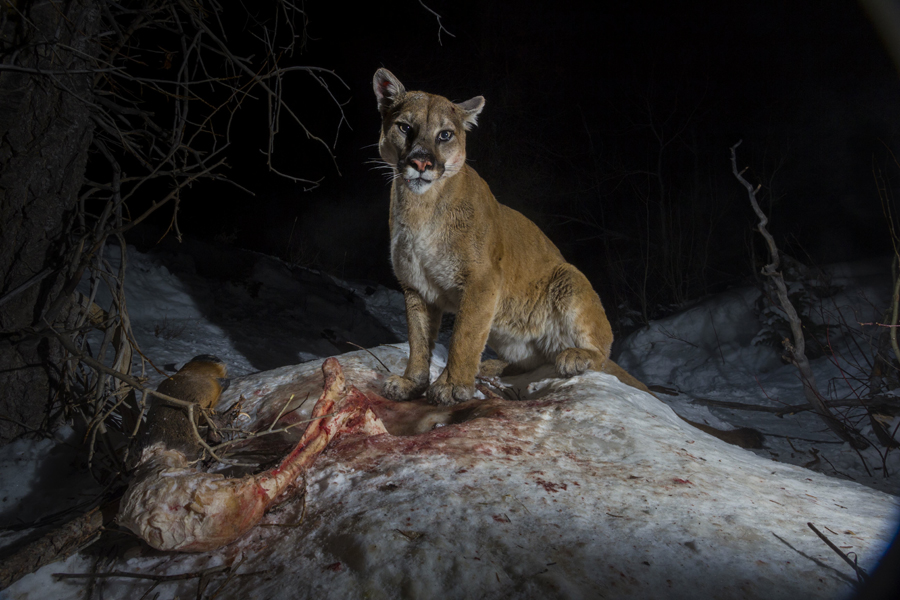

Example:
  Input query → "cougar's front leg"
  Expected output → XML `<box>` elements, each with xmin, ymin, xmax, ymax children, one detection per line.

<box><xmin>428</xmin><ymin>276</ymin><xmax>500</xmax><ymax>406</ymax></box>
<box><xmin>383</xmin><ymin>289</ymin><xmax>442</xmax><ymax>401</ymax></box>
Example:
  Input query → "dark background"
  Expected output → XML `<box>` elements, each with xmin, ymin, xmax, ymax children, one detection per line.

<box><xmin>130</xmin><ymin>0</ymin><xmax>900</xmax><ymax>326</ymax></box>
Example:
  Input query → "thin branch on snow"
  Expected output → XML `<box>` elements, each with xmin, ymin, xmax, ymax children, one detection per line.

<box><xmin>730</xmin><ymin>140</ymin><xmax>869</xmax><ymax>450</ymax></box>
<box><xmin>807</xmin><ymin>522</ymin><xmax>871</xmax><ymax>584</ymax></box>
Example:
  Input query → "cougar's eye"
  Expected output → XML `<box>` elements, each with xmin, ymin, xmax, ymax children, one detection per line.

<box><xmin>437</xmin><ymin>130</ymin><xmax>453</xmax><ymax>142</ymax></box>
<box><xmin>396</xmin><ymin>123</ymin><xmax>411</xmax><ymax>135</ymax></box>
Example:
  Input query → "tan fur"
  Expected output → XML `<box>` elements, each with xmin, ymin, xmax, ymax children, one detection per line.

<box><xmin>144</xmin><ymin>355</ymin><xmax>227</xmax><ymax>458</ymax></box>
<box><xmin>374</xmin><ymin>69</ymin><xmax>614</xmax><ymax>406</ymax></box>
<box><xmin>371</xmin><ymin>70</ymin><xmax>768</xmax><ymax>449</ymax></box>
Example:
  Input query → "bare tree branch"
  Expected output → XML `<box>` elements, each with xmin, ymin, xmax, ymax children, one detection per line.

<box><xmin>730</xmin><ymin>140</ymin><xmax>869</xmax><ymax>449</ymax></box>
<box><xmin>1</xmin><ymin>0</ymin><xmax>349</xmax><ymax>485</ymax></box>
<box><xmin>418</xmin><ymin>0</ymin><xmax>456</xmax><ymax>45</ymax></box>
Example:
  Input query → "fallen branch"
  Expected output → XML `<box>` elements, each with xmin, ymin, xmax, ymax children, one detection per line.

<box><xmin>0</xmin><ymin>500</ymin><xmax>120</xmax><ymax>590</ymax></box>
<box><xmin>690</xmin><ymin>396</ymin><xmax>900</xmax><ymax>416</ymax></box>
<box><xmin>53</xmin><ymin>565</ymin><xmax>227</xmax><ymax>582</ymax></box>
<box><xmin>53</xmin><ymin>557</ymin><xmax>266</xmax><ymax>599</ymax></box>
<box><xmin>807</xmin><ymin>522</ymin><xmax>870</xmax><ymax>584</ymax></box>
<box><xmin>730</xmin><ymin>141</ymin><xmax>869</xmax><ymax>449</ymax></box>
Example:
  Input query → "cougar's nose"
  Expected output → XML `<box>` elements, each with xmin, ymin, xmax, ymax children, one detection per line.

<box><xmin>409</xmin><ymin>156</ymin><xmax>433</xmax><ymax>172</ymax></box>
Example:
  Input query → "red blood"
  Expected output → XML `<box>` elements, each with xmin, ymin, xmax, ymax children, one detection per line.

<box><xmin>535</xmin><ymin>478</ymin><xmax>568</xmax><ymax>493</ymax></box>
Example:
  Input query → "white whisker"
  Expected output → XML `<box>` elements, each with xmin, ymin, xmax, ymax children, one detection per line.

<box><xmin>366</xmin><ymin>158</ymin><xmax>399</xmax><ymax>180</ymax></box>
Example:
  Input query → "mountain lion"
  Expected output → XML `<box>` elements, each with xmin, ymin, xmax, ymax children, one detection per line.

<box><xmin>373</xmin><ymin>68</ymin><xmax>643</xmax><ymax>407</ymax></box>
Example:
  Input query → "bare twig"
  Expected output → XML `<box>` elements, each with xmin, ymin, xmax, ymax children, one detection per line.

<box><xmin>690</xmin><ymin>395</ymin><xmax>900</xmax><ymax>416</ymax></box>
<box><xmin>346</xmin><ymin>341</ymin><xmax>394</xmax><ymax>374</ymax></box>
<box><xmin>54</xmin><ymin>565</ymin><xmax>229</xmax><ymax>582</ymax></box>
<box><xmin>268</xmin><ymin>394</ymin><xmax>297</xmax><ymax>432</ymax></box>
<box><xmin>418</xmin><ymin>0</ymin><xmax>456</xmax><ymax>45</ymax></box>
<box><xmin>730</xmin><ymin>141</ymin><xmax>869</xmax><ymax>450</ymax></box>
<box><xmin>889</xmin><ymin>259</ymin><xmax>900</xmax><ymax>368</ymax></box>
<box><xmin>807</xmin><ymin>522</ymin><xmax>870</xmax><ymax>584</ymax></box>
<box><xmin>2</xmin><ymin>0</ymin><xmax>348</xmax><ymax>485</ymax></box>
<box><xmin>210</xmin><ymin>411</ymin><xmax>337</xmax><ymax>456</ymax></box>
<box><xmin>48</xmin><ymin>321</ymin><xmax>254</xmax><ymax>467</ymax></box>
<box><xmin>0</xmin><ymin>267</ymin><xmax>54</xmax><ymax>308</ymax></box>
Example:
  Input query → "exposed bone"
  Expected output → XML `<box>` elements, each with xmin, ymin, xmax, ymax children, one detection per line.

<box><xmin>117</xmin><ymin>357</ymin><xmax>387</xmax><ymax>552</ymax></box>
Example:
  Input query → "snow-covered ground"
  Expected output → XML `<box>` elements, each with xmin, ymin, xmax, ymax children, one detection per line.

<box><xmin>616</xmin><ymin>258</ymin><xmax>899</xmax><ymax>494</ymax></box>
<box><xmin>0</xmin><ymin>240</ymin><xmax>898</xmax><ymax>599</ymax></box>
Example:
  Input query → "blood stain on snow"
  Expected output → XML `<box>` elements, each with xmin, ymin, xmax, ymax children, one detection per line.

<box><xmin>535</xmin><ymin>478</ymin><xmax>568</xmax><ymax>493</ymax></box>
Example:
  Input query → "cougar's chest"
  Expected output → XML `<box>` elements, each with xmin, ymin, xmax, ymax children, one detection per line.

<box><xmin>390</xmin><ymin>217</ymin><xmax>462</xmax><ymax>310</ymax></box>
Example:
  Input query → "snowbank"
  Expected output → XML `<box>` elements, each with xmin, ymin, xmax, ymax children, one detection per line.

<box><xmin>6</xmin><ymin>345</ymin><xmax>896</xmax><ymax>600</ymax></box>
<box><xmin>616</xmin><ymin>262</ymin><xmax>900</xmax><ymax>495</ymax></box>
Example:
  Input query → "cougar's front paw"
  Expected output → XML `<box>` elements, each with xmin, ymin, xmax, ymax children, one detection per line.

<box><xmin>426</xmin><ymin>381</ymin><xmax>475</xmax><ymax>406</ymax></box>
<box><xmin>555</xmin><ymin>348</ymin><xmax>598</xmax><ymax>378</ymax></box>
<box><xmin>383</xmin><ymin>375</ymin><xmax>428</xmax><ymax>401</ymax></box>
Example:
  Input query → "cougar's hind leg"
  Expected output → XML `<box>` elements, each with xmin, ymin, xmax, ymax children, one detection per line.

<box><xmin>549</xmin><ymin>264</ymin><xmax>614</xmax><ymax>378</ymax></box>
<box><xmin>478</xmin><ymin>358</ymin><xmax>509</xmax><ymax>378</ymax></box>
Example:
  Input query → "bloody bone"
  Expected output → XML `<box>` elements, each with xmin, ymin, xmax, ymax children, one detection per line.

<box><xmin>117</xmin><ymin>357</ymin><xmax>387</xmax><ymax>552</ymax></box>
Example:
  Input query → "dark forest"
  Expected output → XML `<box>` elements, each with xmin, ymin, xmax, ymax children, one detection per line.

<box><xmin>143</xmin><ymin>0</ymin><xmax>900</xmax><ymax>327</ymax></box>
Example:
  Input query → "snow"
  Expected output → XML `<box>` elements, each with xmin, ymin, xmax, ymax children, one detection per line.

<box><xmin>1</xmin><ymin>242</ymin><xmax>898</xmax><ymax>599</ymax></box>
<box><xmin>83</xmin><ymin>240</ymin><xmax>403</xmax><ymax>383</ymax></box>
<box><xmin>616</xmin><ymin>258</ymin><xmax>900</xmax><ymax>494</ymax></box>
<box><xmin>0</xmin><ymin>426</ymin><xmax>103</xmax><ymax>550</ymax></box>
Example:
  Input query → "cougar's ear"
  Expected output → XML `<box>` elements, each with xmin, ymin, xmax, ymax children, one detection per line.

<box><xmin>456</xmin><ymin>96</ymin><xmax>485</xmax><ymax>130</ymax></box>
<box><xmin>374</xmin><ymin>69</ymin><xmax>406</xmax><ymax>114</ymax></box>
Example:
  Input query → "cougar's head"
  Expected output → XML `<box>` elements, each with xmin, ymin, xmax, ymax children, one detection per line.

<box><xmin>374</xmin><ymin>68</ymin><xmax>484</xmax><ymax>195</ymax></box>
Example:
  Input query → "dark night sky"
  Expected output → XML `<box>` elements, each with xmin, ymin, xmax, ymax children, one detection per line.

<box><xmin>147</xmin><ymin>0</ymin><xmax>900</xmax><ymax>316</ymax></box>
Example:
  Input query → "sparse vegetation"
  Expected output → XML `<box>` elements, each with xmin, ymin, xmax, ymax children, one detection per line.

<box><xmin>0</xmin><ymin>1</ymin><xmax>347</xmax><ymax>481</ymax></box>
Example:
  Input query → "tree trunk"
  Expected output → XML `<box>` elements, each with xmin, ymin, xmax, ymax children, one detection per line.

<box><xmin>0</xmin><ymin>0</ymin><xmax>99</xmax><ymax>444</ymax></box>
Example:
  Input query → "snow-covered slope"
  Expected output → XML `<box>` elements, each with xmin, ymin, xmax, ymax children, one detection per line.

<box><xmin>617</xmin><ymin>258</ymin><xmax>899</xmax><ymax>494</ymax></box>
<box><xmin>1</xmin><ymin>242</ymin><xmax>898</xmax><ymax>599</ymax></box>
<box><xmin>5</xmin><ymin>346</ymin><xmax>897</xmax><ymax>599</ymax></box>
<box><xmin>89</xmin><ymin>239</ymin><xmax>404</xmax><ymax>382</ymax></box>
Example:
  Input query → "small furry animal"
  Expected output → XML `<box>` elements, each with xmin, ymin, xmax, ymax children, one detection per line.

<box><xmin>374</xmin><ymin>69</ymin><xmax>619</xmax><ymax>406</ymax></box>
<box><xmin>143</xmin><ymin>355</ymin><xmax>228</xmax><ymax>458</ymax></box>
